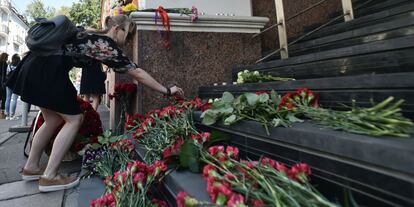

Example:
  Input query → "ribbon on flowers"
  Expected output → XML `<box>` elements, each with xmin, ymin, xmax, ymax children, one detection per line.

<box><xmin>155</xmin><ymin>6</ymin><xmax>171</xmax><ymax>48</ymax></box>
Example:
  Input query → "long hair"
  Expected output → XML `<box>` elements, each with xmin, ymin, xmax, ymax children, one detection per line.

<box><xmin>85</xmin><ymin>16</ymin><xmax>136</xmax><ymax>46</ymax></box>
<box><xmin>0</xmin><ymin>53</ymin><xmax>8</xmax><ymax>62</ymax></box>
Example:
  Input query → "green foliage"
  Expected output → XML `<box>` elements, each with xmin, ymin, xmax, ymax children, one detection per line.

<box><xmin>25</xmin><ymin>0</ymin><xmax>56</xmax><ymax>25</ymax></box>
<box><xmin>69</xmin><ymin>0</ymin><xmax>101</xmax><ymax>28</ymax></box>
<box><xmin>201</xmin><ymin>91</ymin><xmax>299</xmax><ymax>135</ymax></box>
<box><xmin>179</xmin><ymin>140</ymin><xmax>201</xmax><ymax>173</ymax></box>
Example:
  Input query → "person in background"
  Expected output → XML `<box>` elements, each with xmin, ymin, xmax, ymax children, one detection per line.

<box><xmin>80</xmin><ymin>62</ymin><xmax>106</xmax><ymax>111</ymax></box>
<box><xmin>0</xmin><ymin>53</ymin><xmax>8</xmax><ymax>119</ymax></box>
<box><xmin>5</xmin><ymin>54</ymin><xmax>21</xmax><ymax>120</ymax></box>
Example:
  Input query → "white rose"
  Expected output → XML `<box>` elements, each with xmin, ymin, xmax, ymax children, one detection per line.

<box><xmin>214</xmin><ymin>98</ymin><xmax>220</xmax><ymax>102</ymax></box>
<box><xmin>237</xmin><ymin>77</ymin><xmax>244</xmax><ymax>84</ymax></box>
<box><xmin>237</xmin><ymin>72</ymin><xmax>242</xmax><ymax>77</ymax></box>
<box><xmin>243</xmin><ymin>70</ymin><xmax>249</xmax><ymax>74</ymax></box>
<box><xmin>208</xmin><ymin>99</ymin><xmax>213</xmax><ymax>103</ymax></box>
<box><xmin>253</xmin><ymin>71</ymin><xmax>260</xmax><ymax>75</ymax></box>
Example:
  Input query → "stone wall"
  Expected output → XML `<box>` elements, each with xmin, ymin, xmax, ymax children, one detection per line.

<box><xmin>252</xmin><ymin>0</ymin><xmax>342</xmax><ymax>52</ymax></box>
<box><xmin>133</xmin><ymin>31</ymin><xmax>261</xmax><ymax>114</ymax></box>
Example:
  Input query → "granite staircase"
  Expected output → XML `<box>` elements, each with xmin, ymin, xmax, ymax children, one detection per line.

<box><xmin>194</xmin><ymin>0</ymin><xmax>414</xmax><ymax>206</ymax></box>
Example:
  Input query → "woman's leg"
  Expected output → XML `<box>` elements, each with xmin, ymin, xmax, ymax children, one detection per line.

<box><xmin>90</xmin><ymin>94</ymin><xmax>101</xmax><ymax>111</ymax></box>
<box><xmin>10</xmin><ymin>93</ymin><xmax>18</xmax><ymax>116</ymax></box>
<box><xmin>43</xmin><ymin>112</ymin><xmax>83</xmax><ymax>178</ymax></box>
<box><xmin>5</xmin><ymin>87</ymin><xmax>11</xmax><ymax>116</ymax></box>
<box><xmin>24</xmin><ymin>108</ymin><xmax>64</xmax><ymax>171</ymax></box>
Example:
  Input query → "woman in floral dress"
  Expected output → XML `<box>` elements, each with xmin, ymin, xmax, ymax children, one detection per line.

<box><xmin>7</xmin><ymin>15</ymin><xmax>184</xmax><ymax>192</ymax></box>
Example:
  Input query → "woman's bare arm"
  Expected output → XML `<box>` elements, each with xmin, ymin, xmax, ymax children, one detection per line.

<box><xmin>126</xmin><ymin>68</ymin><xmax>184</xmax><ymax>96</ymax></box>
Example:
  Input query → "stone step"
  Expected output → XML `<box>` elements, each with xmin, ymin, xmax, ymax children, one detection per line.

<box><xmin>235</xmin><ymin>35</ymin><xmax>414</xmax><ymax>80</ymax></box>
<box><xmin>356</xmin><ymin>0</ymin><xmax>412</xmax><ymax>18</ymax></box>
<box><xmin>204</xmin><ymin>72</ymin><xmax>414</xmax><ymax>117</ymax></box>
<box><xmin>300</xmin><ymin>2</ymin><xmax>414</xmax><ymax>42</ymax></box>
<box><xmin>193</xmin><ymin>111</ymin><xmax>414</xmax><ymax>207</ymax></box>
<box><xmin>289</xmin><ymin>13</ymin><xmax>414</xmax><ymax>56</ymax></box>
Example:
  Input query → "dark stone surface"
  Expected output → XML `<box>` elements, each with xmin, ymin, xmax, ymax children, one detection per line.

<box><xmin>134</xmin><ymin>31</ymin><xmax>261</xmax><ymax>114</ymax></box>
<box><xmin>194</xmin><ymin>112</ymin><xmax>414</xmax><ymax>206</ymax></box>
<box><xmin>199</xmin><ymin>72</ymin><xmax>414</xmax><ymax>118</ymax></box>
<box><xmin>193</xmin><ymin>111</ymin><xmax>414</xmax><ymax>175</ymax></box>
<box><xmin>77</xmin><ymin>176</ymin><xmax>105</xmax><ymax>207</ymax></box>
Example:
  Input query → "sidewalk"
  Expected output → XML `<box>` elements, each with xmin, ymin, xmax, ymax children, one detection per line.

<box><xmin>0</xmin><ymin>102</ymin><xmax>110</xmax><ymax>207</ymax></box>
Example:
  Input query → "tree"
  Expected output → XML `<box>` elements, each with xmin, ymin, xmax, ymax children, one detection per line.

<box><xmin>25</xmin><ymin>0</ymin><xmax>56</xmax><ymax>25</ymax></box>
<box><xmin>56</xmin><ymin>6</ymin><xmax>71</xmax><ymax>17</ymax></box>
<box><xmin>69</xmin><ymin>0</ymin><xmax>101</xmax><ymax>29</ymax></box>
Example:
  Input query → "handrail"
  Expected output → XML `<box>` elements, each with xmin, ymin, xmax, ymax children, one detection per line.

<box><xmin>253</xmin><ymin>0</ymin><xmax>330</xmax><ymax>38</ymax></box>
<box><xmin>256</xmin><ymin>0</ymin><xmax>375</xmax><ymax>63</ymax></box>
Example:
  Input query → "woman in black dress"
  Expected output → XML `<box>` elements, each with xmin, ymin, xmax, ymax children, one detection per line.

<box><xmin>7</xmin><ymin>15</ymin><xmax>183</xmax><ymax>192</ymax></box>
<box><xmin>80</xmin><ymin>62</ymin><xmax>106</xmax><ymax>110</ymax></box>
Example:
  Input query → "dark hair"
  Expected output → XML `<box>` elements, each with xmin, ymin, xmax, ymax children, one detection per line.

<box><xmin>0</xmin><ymin>53</ymin><xmax>8</xmax><ymax>62</ymax></box>
<box><xmin>11</xmin><ymin>54</ymin><xmax>20</xmax><ymax>66</ymax></box>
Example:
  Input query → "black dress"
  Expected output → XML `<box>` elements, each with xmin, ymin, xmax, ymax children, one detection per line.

<box><xmin>7</xmin><ymin>34</ymin><xmax>136</xmax><ymax>115</ymax></box>
<box><xmin>80</xmin><ymin>62</ymin><xmax>106</xmax><ymax>95</ymax></box>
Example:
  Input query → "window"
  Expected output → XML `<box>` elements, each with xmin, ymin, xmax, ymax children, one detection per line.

<box><xmin>13</xmin><ymin>43</ymin><xmax>19</xmax><ymax>53</ymax></box>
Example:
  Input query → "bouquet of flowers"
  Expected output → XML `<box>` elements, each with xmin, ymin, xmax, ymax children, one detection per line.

<box><xmin>109</xmin><ymin>82</ymin><xmax>137</xmax><ymax>135</ymax></box>
<box><xmin>237</xmin><ymin>70</ymin><xmax>294</xmax><ymax>84</ymax></box>
<box><xmin>82</xmin><ymin>138</ymin><xmax>136</xmax><ymax>178</ymax></box>
<box><xmin>90</xmin><ymin>160</ymin><xmax>168</xmax><ymax>207</ymax></box>
<box><xmin>177</xmin><ymin>145</ymin><xmax>337</xmax><ymax>207</ymax></box>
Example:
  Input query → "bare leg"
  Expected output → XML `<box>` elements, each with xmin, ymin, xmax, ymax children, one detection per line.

<box><xmin>43</xmin><ymin>112</ymin><xmax>83</xmax><ymax>178</ymax></box>
<box><xmin>90</xmin><ymin>94</ymin><xmax>100</xmax><ymax>111</ymax></box>
<box><xmin>82</xmin><ymin>94</ymin><xmax>90</xmax><ymax>103</ymax></box>
<box><xmin>24</xmin><ymin>108</ymin><xmax>64</xmax><ymax>171</ymax></box>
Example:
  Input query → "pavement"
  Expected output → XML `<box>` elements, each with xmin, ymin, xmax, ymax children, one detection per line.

<box><xmin>0</xmin><ymin>99</ymin><xmax>110</xmax><ymax>207</ymax></box>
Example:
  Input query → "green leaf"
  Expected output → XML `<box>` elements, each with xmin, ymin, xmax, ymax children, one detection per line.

<box><xmin>216</xmin><ymin>106</ymin><xmax>234</xmax><ymax>114</ymax></box>
<box><xmin>259</xmin><ymin>93</ymin><xmax>270</xmax><ymax>103</ymax></box>
<box><xmin>224</xmin><ymin>114</ymin><xmax>237</xmax><ymax>125</ymax></box>
<box><xmin>270</xmin><ymin>90</ymin><xmax>281</xmax><ymax>104</ymax></box>
<box><xmin>245</xmin><ymin>93</ymin><xmax>259</xmax><ymax>106</ymax></box>
<box><xmin>179</xmin><ymin>140</ymin><xmax>201</xmax><ymax>173</ymax></box>
<box><xmin>90</xmin><ymin>143</ymin><xmax>101</xmax><ymax>150</ymax></box>
<box><xmin>207</xmin><ymin>130</ymin><xmax>230</xmax><ymax>147</ymax></box>
<box><xmin>109</xmin><ymin>136</ymin><xmax>120</xmax><ymax>143</ymax></box>
<box><xmin>202</xmin><ymin>111</ymin><xmax>218</xmax><ymax>125</ymax></box>
<box><xmin>221</xmin><ymin>92</ymin><xmax>235</xmax><ymax>103</ymax></box>
<box><xmin>287</xmin><ymin>114</ymin><xmax>304</xmax><ymax>123</ymax></box>
<box><xmin>98</xmin><ymin>136</ymin><xmax>106</xmax><ymax>144</ymax></box>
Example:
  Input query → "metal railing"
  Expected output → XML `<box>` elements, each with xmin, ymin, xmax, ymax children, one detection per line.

<box><xmin>255</xmin><ymin>0</ymin><xmax>374</xmax><ymax>63</ymax></box>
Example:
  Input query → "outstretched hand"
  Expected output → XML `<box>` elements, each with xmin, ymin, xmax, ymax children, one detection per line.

<box><xmin>170</xmin><ymin>86</ymin><xmax>184</xmax><ymax>96</ymax></box>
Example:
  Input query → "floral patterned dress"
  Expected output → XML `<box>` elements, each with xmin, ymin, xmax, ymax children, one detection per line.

<box><xmin>7</xmin><ymin>34</ymin><xmax>137</xmax><ymax>115</ymax></box>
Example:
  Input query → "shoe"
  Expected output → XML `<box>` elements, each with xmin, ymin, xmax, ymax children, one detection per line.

<box><xmin>5</xmin><ymin>116</ymin><xmax>9</xmax><ymax>120</ymax></box>
<box><xmin>10</xmin><ymin>115</ymin><xmax>19</xmax><ymax>120</ymax></box>
<box><xmin>21</xmin><ymin>167</ymin><xmax>46</xmax><ymax>181</ymax></box>
<box><xmin>39</xmin><ymin>174</ymin><xmax>80</xmax><ymax>192</ymax></box>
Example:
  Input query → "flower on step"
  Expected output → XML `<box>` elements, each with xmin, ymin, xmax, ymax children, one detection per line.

<box><xmin>288</xmin><ymin>163</ymin><xmax>311</xmax><ymax>183</ymax></box>
<box><xmin>148</xmin><ymin>160</ymin><xmax>168</xmax><ymax>178</ymax></box>
<box><xmin>152</xmin><ymin>198</ymin><xmax>168</xmax><ymax>207</ymax></box>
<box><xmin>177</xmin><ymin>192</ymin><xmax>200</xmax><ymax>207</ymax></box>
<box><xmin>255</xmin><ymin>91</ymin><xmax>269</xmax><ymax>95</ymax></box>
<box><xmin>127</xmin><ymin>161</ymin><xmax>148</xmax><ymax>174</ymax></box>
<box><xmin>162</xmin><ymin>137</ymin><xmax>184</xmax><ymax>158</ymax></box>
<box><xmin>90</xmin><ymin>193</ymin><xmax>116</xmax><ymax>207</ymax></box>
<box><xmin>191</xmin><ymin>6</ymin><xmax>198</xmax><ymax>22</ymax></box>
<box><xmin>226</xmin><ymin>146</ymin><xmax>239</xmax><ymax>160</ymax></box>
<box><xmin>191</xmin><ymin>132</ymin><xmax>211</xmax><ymax>144</ymax></box>
<box><xmin>203</xmin><ymin>164</ymin><xmax>218</xmax><ymax>178</ymax></box>
<box><xmin>159</xmin><ymin>105</ymin><xmax>178</xmax><ymax>118</ymax></box>
<box><xmin>110</xmin><ymin>139</ymin><xmax>134</xmax><ymax>153</ymax></box>
<box><xmin>208</xmin><ymin>146</ymin><xmax>226</xmax><ymax>161</ymax></box>
<box><xmin>124</xmin><ymin>113</ymin><xmax>145</xmax><ymax>130</ymax></box>
<box><xmin>251</xmin><ymin>199</ymin><xmax>265</xmax><ymax>207</ymax></box>
<box><xmin>228</xmin><ymin>193</ymin><xmax>247</xmax><ymax>207</ymax></box>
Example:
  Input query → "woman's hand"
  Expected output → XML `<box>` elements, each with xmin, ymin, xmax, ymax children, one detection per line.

<box><xmin>170</xmin><ymin>86</ymin><xmax>184</xmax><ymax>96</ymax></box>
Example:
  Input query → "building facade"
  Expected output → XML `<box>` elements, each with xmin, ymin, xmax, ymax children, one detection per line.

<box><xmin>0</xmin><ymin>0</ymin><xmax>29</xmax><ymax>57</ymax></box>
